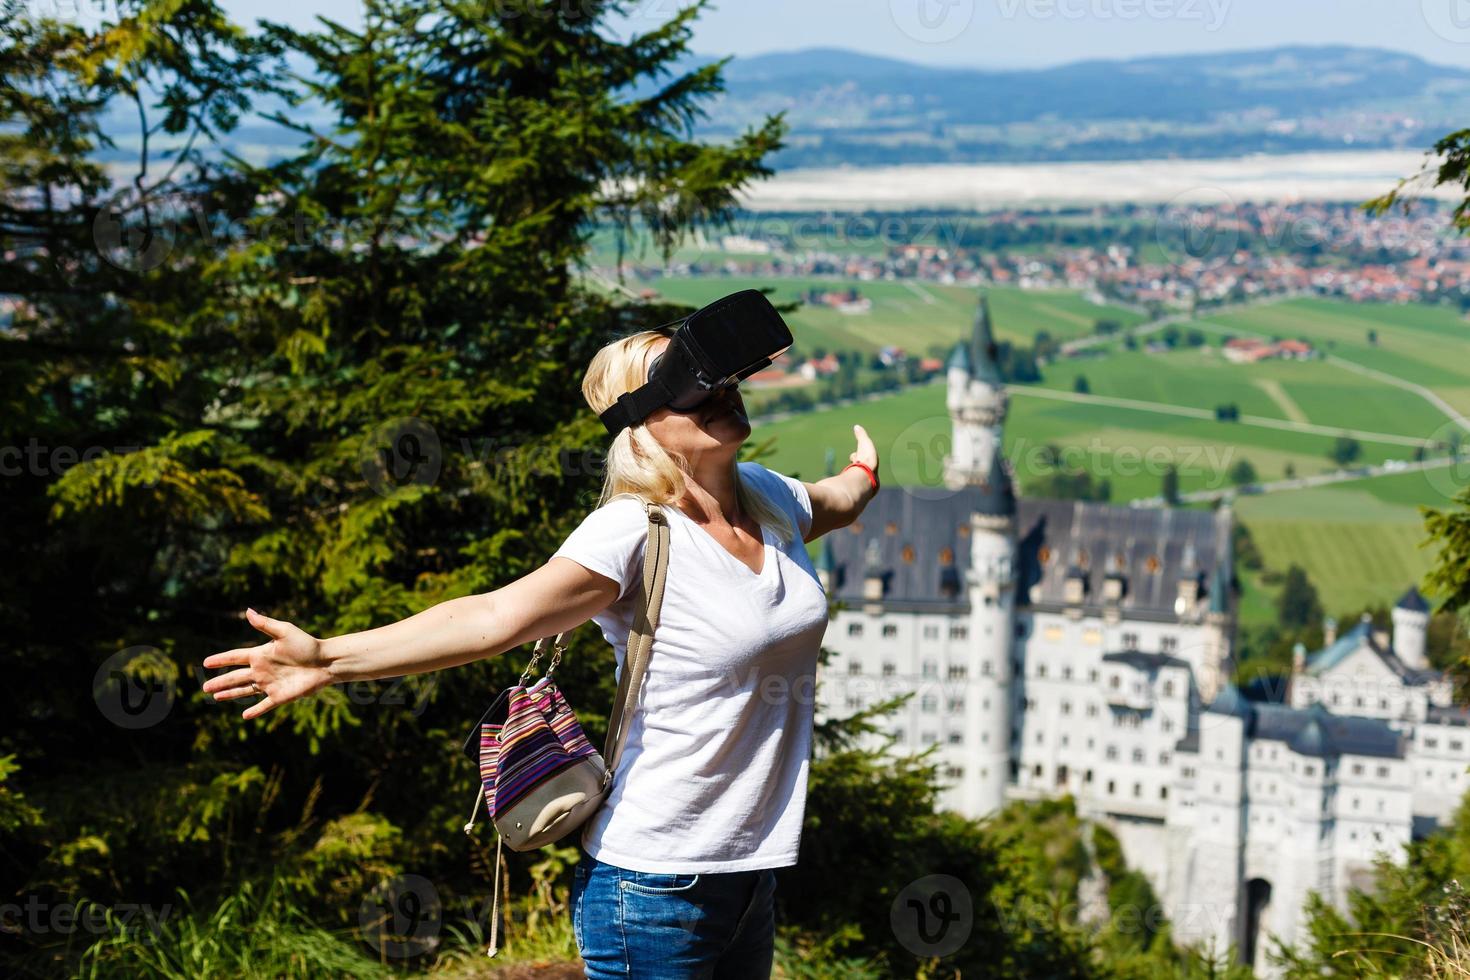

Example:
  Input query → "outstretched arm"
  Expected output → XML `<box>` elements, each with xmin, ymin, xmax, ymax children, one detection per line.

<box><xmin>201</xmin><ymin>557</ymin><xmax>620</xmax><ymax>720</ymax></box>
<box><xmin>802</xmin><ymin>423</ymin><xmax>880</xmax><ymax>542</ymax></box>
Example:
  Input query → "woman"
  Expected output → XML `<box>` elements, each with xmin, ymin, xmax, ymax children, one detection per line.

<box><xmin>201</xmin><ymin>324</ymin><xmax>880</xmax><ymax>978</ymax></box>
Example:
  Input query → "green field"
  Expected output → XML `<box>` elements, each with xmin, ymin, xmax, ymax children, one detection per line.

<box><xmin>1234</xmin><ymin>473</ymin><xmax>1449</xmax><ymax>619</ymax></box>
<box><xmin>1199</xmin><ymin>298</ymin><xmax>1470</xmax><ymax>417</ymax></box>
<box><xmin>644</xmin><ymin>277</ymin><xmax>1146</xmax><ymax>354</ymax></box>
<box><xmin>1049</xmin><ymin>345</ymin><xmax>1448</xmax><ymax>441</ymax></box>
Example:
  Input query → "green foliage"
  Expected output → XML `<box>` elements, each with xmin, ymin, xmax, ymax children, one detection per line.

<box><xmin>1277</xmin><ymin>564</ymin><xmax>1324</xmax><ymax>630</ymax></box>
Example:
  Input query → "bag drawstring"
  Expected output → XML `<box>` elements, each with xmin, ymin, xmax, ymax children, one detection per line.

<box><xmin>463</xmin><ymin>784</ymin><xmax>504</xmax><ymax>958</ymax></box>
<box><xmin>463</xmin><ymin>783</ymin><xmax>484</xmax><ymax>834</ymax></box>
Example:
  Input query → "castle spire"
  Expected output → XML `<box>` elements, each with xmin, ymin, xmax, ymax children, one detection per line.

<box><xmin>968</xmin><ymin>294</ymin><xmax>1003</xmax><ymax>385</ymax></box>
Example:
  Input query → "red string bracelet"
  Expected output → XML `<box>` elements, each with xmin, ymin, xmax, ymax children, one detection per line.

<box><xmin>843</xmin><ymin>461</ymin><xmax>879</xmax><ymax>492</ymax></box>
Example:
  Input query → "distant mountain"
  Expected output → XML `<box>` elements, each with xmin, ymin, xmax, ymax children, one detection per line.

<box><xmin>689</xmin><ymin>45</ymin><xmax>1470</xmax><ymax>167</ymax></box>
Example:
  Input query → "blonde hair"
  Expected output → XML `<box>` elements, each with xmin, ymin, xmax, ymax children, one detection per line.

<box><xmin>581</xmin><ymin>329</ymin><xmax>797</xmax><ymax>546</ymax></box>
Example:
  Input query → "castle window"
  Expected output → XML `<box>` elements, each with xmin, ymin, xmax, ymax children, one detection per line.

<box><xmin>1160</xmin><ymin>786</ymin><xmax>1169</xmax><ymax>800</ymax></box>
<box><xmin>1038</xmin><ymin>545</ymin><xmax>1050</xmax><ymax>563</ymax></box>
<box><xmin>1106</xmin><ymin>745</ymin><xmax>1119</xmax><ymax>760</ymax></box>
<box><xmin>1352</xmin><ymin>764</ymin><xmax>1364</xmax><ymax>776</ymax></box>
<box><xmin>1107</xmin><ymin>780</ymin><xmax>1116</xmax><ymax>795</ymax></box>
<box><xmin>1161</xmin><ymin>635</ymin><xmax>1178</xmax><ymax>653</ymax></box>
<box><xmin>921</xmin><ymin>731</ymin><xmax>937</xmax><ymax>745</ymax></box>
<box><xmin>1063</xmin><ymin>666</ymin><xmax>1073</xmax><ymax>680</ymax></box>
<box><xmin>981</xmin><ymin>661</ymin><xmax>994</xmax><ymax>676</ymax></box>
<box><xmin>947</xmin><ymin>697</ymin><xmax>965</xmax><ymax>713</ymax></box>
<box><xmin>948</xmin><ymin>731</ymin><xmax>964</xmax><ymax>745</ymax></box>
<box><xmin>950</xmin><ymin>624</ymin><xmax>968</xmax><ymax>639</ymax></box>
<box><xmin>1061</xmin><ymin>701</ymin><xmax>1072</xmax><ymax>716</ymax></box>
<box><xmin>958</xmin><ymin>523</ymin><xmax>971</xmax><ymax>538</ymax></box>
<box><xmin>939</xmin><ymin>546</ymin><xmax>954</xmax><ymax>564</ymax></box>
<box><xmin>892</xmin><ymin>728</ymin><xmax>906</xmax><ymax>742</ymax></box>
<box><xmin>901</xmin><ymin>544</ymin><xmax>915</xmax><ymax>563</ymax></box>
<box><xmin>947</xmin><ymin>664</ymin><xmax>967</xmax><ymax>680</ymax></box>
<box><xmin>882</xmin><ymin>662</ymin><xmax>896</xmax><ymax>677</ymax></box>
<box><xmin>1160</xmin><ymin>752</ymin><xmax>1171</xmax><ymax>765</ymax></box>
<box><xmin>845</xmin><ymin>695</ymin><xmax>862</xmax><ymax>709</ymax></box>
<box><xmin>1376</xmin><ymin>765</ymin><xmax>1390</xmax><ymax>779</ymax></box>
<box><xmin>882</xmin><ymin>624</ymin><xmax>898</xmax><ymax>638</ymax></box>
<box><xmin>921</xmin><ymin>695</ymin><xmax>937</xmax><ymax>712</ymax></box>
<box><xmin>1133</xmin><ymin>783</ymin><xmax>1142</xmax><ymax>798</ymax></box>
<box><xmin>945</xmin><ymin>765</ymin><xmax>964</xmax><ymax>779</ymax></box>
<box><xmin>1038</xmin><ymin>664</ymin><xmax>1048</xmax><ymax>679</ymax></box>
<box><xmin>848</xmin><ymin>622</ymin><xmax>863</xmax><ymax>637</ymax></box>
<box><xmin>1084</xmin><ymin>769</ymin><xmax>1094</xmax><ymax>783</ymax></box>
<box><xmin>1453</xmin><ymin>740</ymin><xmax>1464</xmax><ymax>752</ymax></box>
<box><xmin>1426</xmin><ymin>738</ymin><xmax>1439</xmax><ymax>749</ymax></box>
<box><xmin>1132</xmin><ymin>748</ymin><xmax>1145</xmax><ymax>763</ymax></box>
<box><xmin>1122</xmin><ymin>632</ymin><xmax>1139</xmax><ymax>650</ymax></box>
<box><xmin>847</xmin><ymin>660</ymin><xmax>862</xmax><ymax>675</ymax></box>
<box><xmin>922</xmin><ymin>660</ymin><xmax>938</xmax><ymax>678</ymax></box>
<box><xmin>1145</xmin><ymin>555</ymin><xmax>1160</xmax><ymax>573</ymax></box>
<box><xmin>923</xmin><ymin>624</ymin><xmax>939</xmax><ymax>640</ymax></box>
<box><xmin>885</xmin><ymin>521</ymin><xmax>898</xmax><ymax>536</ymax></box>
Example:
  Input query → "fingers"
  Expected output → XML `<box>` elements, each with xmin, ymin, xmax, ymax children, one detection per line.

<box><xmin>246</xmin><ymin>607</ymin><xmax>291</xmax><ymax>639</ymax></box>
<box><xmin>203</xmin><ymin>666</ymin><xmax>256</xmax><ymax>694</ymax></box>
<box><xmin>241</xmin><ymin>695</ymin><xmax>277</xmax><ymax>721</ymax></box>
<box><xmin>202</xmin><ymin>644</ymin><xmax>260</xmax><ymax>670</ymax></box>
<box><xmin>211</xmin><ymin>683</ymin><xmax>262</xmax><ymax>702</ymax></box>
<box><xmin>850</xmin><ymin>423</ymin><xmax>879</xmax><ymax>469</ymax></box>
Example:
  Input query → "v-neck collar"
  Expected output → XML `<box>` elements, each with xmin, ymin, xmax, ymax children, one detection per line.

<box><xmin>669</xmin><ymin>506</ymin><xmax>774</xmax><ymax>579</ymax></box>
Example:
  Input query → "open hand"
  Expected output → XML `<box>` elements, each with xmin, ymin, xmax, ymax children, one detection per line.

<box><xmin>202</xmin><ymin>608</ymin><xmax>333</xmax><ymax>720</ymax></box>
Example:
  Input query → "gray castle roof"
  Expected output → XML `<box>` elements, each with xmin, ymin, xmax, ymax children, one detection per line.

<box><xmin>947</xmin><ymin>294</ymin><xmax>1003</xmax><ymax>385</ymax></box>
<box><xmin>1191</xmin><ymin>693</ymin><xmax>1408</xmax><ymax>760</ymax></box>
<box><xmin>1397</xmin><ymin>586</ymin><xmax>1429</xmax><ymax>613</ymax></box>
<box><xmin>822</xmin><ymin>491</ymin><xmax>1232</xmax><ymax>619</ymax></box>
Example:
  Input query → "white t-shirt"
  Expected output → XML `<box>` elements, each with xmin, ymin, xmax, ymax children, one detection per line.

<box><xmin>549</xmin><ymin>461</ymin><xmax>830</xmax><ymax>873</ymax></box>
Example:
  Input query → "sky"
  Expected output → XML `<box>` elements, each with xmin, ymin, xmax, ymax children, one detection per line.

<box><xmin>219</xmin><ymin>0</ymin><xmax>1470</xmax><ymax>70</ymax></box>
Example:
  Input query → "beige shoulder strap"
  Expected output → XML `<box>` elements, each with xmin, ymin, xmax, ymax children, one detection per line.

<box><xmin>599</xmin><ymin>498</ymin><xmax>670</xmax><ymax>787</ymax></box>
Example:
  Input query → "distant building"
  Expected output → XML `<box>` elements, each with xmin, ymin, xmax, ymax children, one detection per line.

<box><xmin>813</xmin><ymin>292</ymin><xmax>1462</xmax><ymax>977</ymax></box>
<box><xmin>1222</xmin><ymin>337</ymin><xmax>1316</xmax><ymax>364</ymax></box>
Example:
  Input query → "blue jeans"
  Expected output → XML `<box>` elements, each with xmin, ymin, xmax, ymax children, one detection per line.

<box><xmin>571</xmin><ymin>848</ymin><xmax>777</xmax><ymax>978</ymax></box>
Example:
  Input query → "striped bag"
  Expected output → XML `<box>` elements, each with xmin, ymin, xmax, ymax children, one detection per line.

<box><xmin>461</xmin><ymin>497</ymin><xmax>670</xmax><ymax>956</ymax></box>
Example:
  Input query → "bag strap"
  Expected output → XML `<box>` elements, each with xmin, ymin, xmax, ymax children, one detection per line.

<box><xmin>599</xmin><ymin>497</ymin><xmax>670</xmax><ymax>788</ymax></box>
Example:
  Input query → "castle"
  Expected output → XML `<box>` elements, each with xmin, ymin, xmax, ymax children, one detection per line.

<box><xmin>812</xmin><ymin>295</ymin><xmax>1468</xmax><ymax>974</ymax></box>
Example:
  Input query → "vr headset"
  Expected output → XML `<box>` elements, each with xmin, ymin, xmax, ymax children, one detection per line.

<box><xmin>597</xmin><ymin>289</ymin><xmax>793</xmax><ymax>438</ymax></box>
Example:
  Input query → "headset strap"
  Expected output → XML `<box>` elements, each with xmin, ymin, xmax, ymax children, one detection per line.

<box><xmin>597</xmin><ymin>379</ymin><xmax>676</xmax><ymax>437</ymax></box>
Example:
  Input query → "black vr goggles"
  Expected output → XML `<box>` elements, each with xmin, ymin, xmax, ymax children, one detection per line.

<box><xmin>598</xmin><ymin>289</ymin><xmax>794</xmax><ymax>438</ymax></box>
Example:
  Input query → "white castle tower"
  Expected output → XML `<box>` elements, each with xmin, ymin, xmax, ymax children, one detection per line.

<box><xmin>945</xmin><ymin>295</ymin><xmax>1016</xmax><ymax>815</ymax></box>
<box><xmin>1392</xmin><ymin>586</ymin><xmax>1430</xmax><ymax>670</ymax></box>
